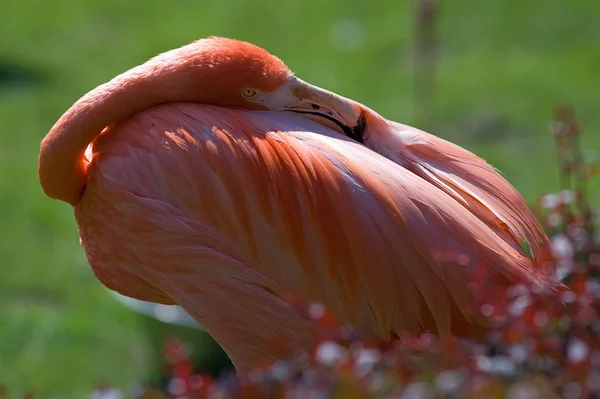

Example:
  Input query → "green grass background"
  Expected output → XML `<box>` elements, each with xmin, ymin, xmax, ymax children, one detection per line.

<box><xmin>1</xmin><ymin>0</ymin><xmax>599</xmax><ymax>396</ymax></box>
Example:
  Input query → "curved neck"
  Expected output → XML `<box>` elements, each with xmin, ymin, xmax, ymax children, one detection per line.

<box><xmin>38</xmin><ymin>45</ymin><xmax>221</xmax><ymax>206</ymax></box>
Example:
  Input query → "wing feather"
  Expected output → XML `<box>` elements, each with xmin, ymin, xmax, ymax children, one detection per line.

<box><xmin>78</xmin><ymin>104</ymin><xmax>556</xmax><ymax>368</ymax></box>
<box><xmin>367</xmin><ymin>121</ymin><xmax>554</xmax><ymax>266</ymax></box>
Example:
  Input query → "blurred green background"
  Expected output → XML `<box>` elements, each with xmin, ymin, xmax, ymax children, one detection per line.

<box><xmin>1</xmin><ymin>0</ymin><xmax>599</xmax><ymax>397</ymax></box>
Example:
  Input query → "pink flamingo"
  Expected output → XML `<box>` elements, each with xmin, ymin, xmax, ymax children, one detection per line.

<box><xmin>38</xmin><ymin>37</ymin><xmax>556</xmax><ymax>372</ymax></box>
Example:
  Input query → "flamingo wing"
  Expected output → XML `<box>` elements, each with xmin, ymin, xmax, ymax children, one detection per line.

<box><xmin>364</xmin><ymin>121</ymin><xmax>554</xmax><ymax>266</ymax></box>
<box><xmin>76</xmin><ymin>104</ymin><xmax>552</xmax><ymax>371</ymax></box>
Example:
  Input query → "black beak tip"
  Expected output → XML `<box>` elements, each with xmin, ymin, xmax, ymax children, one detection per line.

<box><xmin>347</xmin><ymin>110</ymin><xmax>366</xmax><ymax>144</ymax></box>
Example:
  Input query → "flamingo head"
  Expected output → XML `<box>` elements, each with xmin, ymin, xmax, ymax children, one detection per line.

<box><xmin>185</xmin><ymin>36</ymin><xmax>368</xmax><ymax>142</ymax></box>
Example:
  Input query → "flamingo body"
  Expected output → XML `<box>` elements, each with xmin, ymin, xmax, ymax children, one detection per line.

<box><xmin>39</xmin><ymin>37</ymin><xmax>557</xmax><ymax>372</ymax></box>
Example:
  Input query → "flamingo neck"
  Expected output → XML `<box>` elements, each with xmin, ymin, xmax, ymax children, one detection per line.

<box><xmin>38</xmin><ymin>44</ymin><xmax>232</xmax><ymax>206</ymax></box>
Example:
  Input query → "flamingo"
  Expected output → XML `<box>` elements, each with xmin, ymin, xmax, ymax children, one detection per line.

<box><xmin>38</xmin><ymin>36</ymin><xmax>556</xmax><ymax>372</ymax></box>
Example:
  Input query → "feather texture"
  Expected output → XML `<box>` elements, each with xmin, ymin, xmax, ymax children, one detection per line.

<box><xmin>75</xmin><ymin>104</ymin><xmax>553</xmax><ymax>371</ymax></box>
<box><xmin>363</xmin><ymin>119</ymin><xmax>554</xmax><ymax>266</ymax></box>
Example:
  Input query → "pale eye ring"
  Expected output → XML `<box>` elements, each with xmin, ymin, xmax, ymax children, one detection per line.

<box><xmin>242</xmin><ymin>88</ymin><xmax>258</xmax><ymax>98</ymax></box>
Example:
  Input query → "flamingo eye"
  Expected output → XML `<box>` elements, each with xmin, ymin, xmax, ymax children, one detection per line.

<box><xmin>242</xmin><ymin>88</ymin><xmax>258</xmax><ymax>98</ymax></box>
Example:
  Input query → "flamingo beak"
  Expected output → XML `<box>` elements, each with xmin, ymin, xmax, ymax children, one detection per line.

<box><xmin>265</xmin><ymin>77</ymin><xmax>367</xmax><ymax>143</ymax></box>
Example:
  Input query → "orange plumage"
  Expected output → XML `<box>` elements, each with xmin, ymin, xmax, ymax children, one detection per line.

<box><xmin>38</xmin><ymin>36</ymin><xmax>557</xmax><ymax>372</ymax></box>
